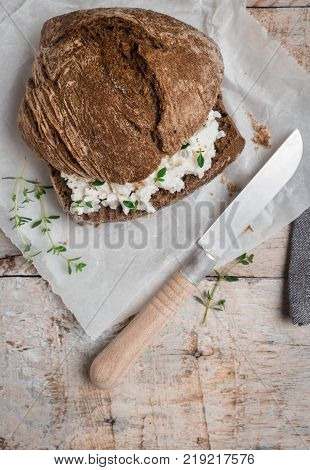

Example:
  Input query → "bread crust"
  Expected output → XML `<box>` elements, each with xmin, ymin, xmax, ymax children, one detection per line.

<box><xmin>50</xmin><ymin>96</ymin><xmax>245</xmax><ymax>225</ymax></box>
<box><xmin>18</xmin><ymin>8</ymin><xmax>224</xmax><ymax>184</ymax></box>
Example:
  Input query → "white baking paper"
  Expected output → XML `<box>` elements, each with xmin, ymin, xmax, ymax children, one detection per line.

<box><xmin>0</xmin><ymin>0</ymin><xmax>309</xmax><ymax>339</ymax></box>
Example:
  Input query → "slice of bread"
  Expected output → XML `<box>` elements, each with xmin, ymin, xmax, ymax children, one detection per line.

<box><xmin>50</xmin><ymin>95</ymin><xmax>245</xmax><ymax>225</ymax></box>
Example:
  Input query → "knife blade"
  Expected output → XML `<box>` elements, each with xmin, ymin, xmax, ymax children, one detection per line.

<box><xmin>181</xmin><ymin>129</ymin><xmax>303</xmax><ymax>284</ymax></box>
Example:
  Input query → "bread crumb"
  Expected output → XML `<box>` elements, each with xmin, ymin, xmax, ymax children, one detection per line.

<box><xmin>247</xmin><ymin>112</ymin><xmax>271</xmax><ymax>149</ymax></box>
<box><xmin>220</xmin><ymin>175</ymin><xmax>240</xmax><ymax>196</ymax></box>
<box><xmin>243</xmin><ymin>224</ymin><xmax>254</xmax><ymax>233</ymax></box>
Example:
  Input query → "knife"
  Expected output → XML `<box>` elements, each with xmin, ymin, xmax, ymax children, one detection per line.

<box><xmin>90</xmin><ymin>129</ymin><xmax>303</xmax><ymax>390</ymax></box>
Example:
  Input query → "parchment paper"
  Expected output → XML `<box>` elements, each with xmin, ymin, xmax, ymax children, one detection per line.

<box><xmin>0</xmin><ymin>0</ymin><xmax>309</xmax><ymax>339</ymax></box>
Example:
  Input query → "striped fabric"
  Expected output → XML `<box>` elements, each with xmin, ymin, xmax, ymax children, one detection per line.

<box><xmin>288</xmin><ymin>207</ymin><xmax>310</xmax><ymax>325</ymax></box>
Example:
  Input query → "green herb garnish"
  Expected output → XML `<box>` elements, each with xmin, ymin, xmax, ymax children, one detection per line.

<box><xmin>238</xmin><ymin>253</ymin><xmax>254</xmax><ymax>265</ymax></box>
<box><xmin>197</xmin><ymin>148</ymin><xmax>205</xmax><ymax>168</ymax></box>
<box><xmin>3</xmin><ymin>160</ymin><xmax>87</xmax><ymax>274</ymax></box>
<box><xmin>181</xmin><ymin>143</ymin><xmax>190</xmax><ymax>150</ymax></box>
<box><xmin>47</xmin><ymin>245</ymin><xmax>67</xmax><ymax>254</ymax></box>
<box><xmin>3</xmin><ymin>159</ymin><xmax>41</xmax><ymax>264</ymax></box>
<box><xmin>66</xmin><ymin>259</ymin><xmax>87</xmax><ymax>275</ymax></box>
<box><xmin>31</xmin><ymin>215</ymin><xmax>60</xmax><ymax>229</ymax></box>
<box><xmin>194</xmin><ymin>253</ymin><xmax>254</xmax><ymax>325</ymax></box>
<box><xmin>72</xmin><ymin>199</ymin><xmax>83</xmax><ymax>208</ymax></box>
<box><xmin>22</xmin><ymin>187</ymin><xmax>34</xmax><ymax>204</ymax></box>
<box><xmin>155</xmin><ymin>167</ymin><xmax>167</xmax><ymax>183</ymax></box>
<box><xmin>72</xmin><ymin>199</ymin><xmax>93</xmax><ymax>209</ymax></box>
<box><xmin>92</xmin><ymin>180</ymin><xmax>105</xmax><ymax>187</ymax></box>
<box><xmin>10</xmin><ymin>215</ymin><xmax>32</xmax><ymax>228</ymax></box>
<box><xmin>123</xmin><ymin>200</ymin><xmax>139</xmax><ymax>213</ymax></box>
<box><xmin>34</xmin><ymin>190</ymin><xmax>86</xmax><ymax>274</ymax></box>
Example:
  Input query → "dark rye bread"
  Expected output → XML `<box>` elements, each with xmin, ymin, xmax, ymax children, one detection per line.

<box><xmin>18</xmin><ymin>8</ymin><xmax>224</xmax><ymax>184</ymax></box>
<box><xmin>50</xmin><ymin>96</ymin><xmax>245</xmax><ymax>225</ymax></box>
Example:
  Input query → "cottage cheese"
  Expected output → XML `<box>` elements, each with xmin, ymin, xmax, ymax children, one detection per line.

<box><xmin>61</xmin><ymin>110</ymin><xmax>225</xmax><ymax>216</ymax></box>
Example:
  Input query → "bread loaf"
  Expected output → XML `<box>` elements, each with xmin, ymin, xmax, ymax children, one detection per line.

<box><xmin>18</xmin><ymin>8</ymin><xmax>224</xmax><ymax>184</ymax></box>
<box><xmin>18</xmin><ymin>8</ymin><xmax>245</xmax><ymax>225</ymax></box>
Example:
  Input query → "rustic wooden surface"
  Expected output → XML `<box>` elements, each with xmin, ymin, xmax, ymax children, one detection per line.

<box><xmin>247</xmin><ymin>1</ymin><xmax>309</xmax><ymax>7</ymax></box>
<box><xmin>0</xmin><ymin>4</ymin><xmax>309</xmax><ymax>450</ymax></box>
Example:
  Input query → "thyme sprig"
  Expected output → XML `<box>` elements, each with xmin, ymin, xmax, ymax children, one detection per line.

<box><xmin>3</xmin><ymin>161</ymin><xmax>87</xmax><ymax>274</ymax></box>
<box><xmin>194</xmin><ymin>253</ymin><xmax>254</xmax><ymax>325</ymax></box>
<box><xmin>5</xmin><ymin>159</ymin><xmax>41</xmax><ymax>264</ymax></box>
<box><xmin>32</xmin><ymin>194</ymin><xmax>86</xmax><ymax>274</ymax></box>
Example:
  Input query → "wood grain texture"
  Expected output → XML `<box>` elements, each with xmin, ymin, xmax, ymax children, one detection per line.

<box><xmin>247</xmin><ymin>1</ymin><xmax>310</xmax><ymax>7</ymax></box>
<box><xmin>1</xmin><ymin>276</ymin><xmax>309</xmax><ymax>449</ymax></box>
<box><xmin>0</xmin><ymin>6</ymin><xmax>309</xmax><ymax>450</ymax></box>
<box><xmin>90</xmin><ymin>272</ymin><xmax>196</xmax><ymax>390</ymax></box>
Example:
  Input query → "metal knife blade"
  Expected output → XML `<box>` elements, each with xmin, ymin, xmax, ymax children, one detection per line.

<box><xmin>181</xmin><ymin>129</ymin><xmax>303</xmax><ymax>284</ymax></box>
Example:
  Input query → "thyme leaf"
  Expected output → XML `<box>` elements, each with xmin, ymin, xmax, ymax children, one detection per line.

<box><xmin>123</xmin><ymin>200</ymin><xmax>139</xmax><ymax>213</ymax></box>
<box><xmin>92</xmin><ymin>180</ymin><xmax>105</xmax><ymax>187</ymax></box>
<box><xmin>197</xmin><ymin>148</ymin><xmax>205</xmax><ymax>168</ymax></box>
<box><xmin>181</xmin><ymin>143</ymin><xmax>190</xmax><ymax>150</ymax></box>
<box><xmin>155</xmin><ymin>167</ymin><xmax>167</xmax><ymax>183</ymax></box>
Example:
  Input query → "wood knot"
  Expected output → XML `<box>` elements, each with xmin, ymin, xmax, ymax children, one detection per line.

<box><xmin>0</xmin><ymin>437</ymin><xmax>8</xmax><ymax>450</ymax></box>
<box><xmin>192</xmin><ymin>350</ymin><xmax>202</xmax><ymax>359</ymax></box>
<box><xmin>105</xmin><ymin>417</ymin><xmax>115</xmax><ymax>425</ymax></box>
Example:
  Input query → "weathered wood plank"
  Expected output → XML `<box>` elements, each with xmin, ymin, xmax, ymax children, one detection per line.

<box><xmin>0</xmin><ymin>255</ymin><xmax>37</xmax><ymax>277</ymax></box>
<box><xmin>247</xmin><ymin>1</ymin><xmax>310</xmax><ymax>7</ymax></box>
<box><xmin>216</xmin><ymin>225</ymin><xmax>290</xmax><ymax>278</ymax></box>
<box><xmin>1</xmin><ymin>277</ymin><xmax>309</xmax><ymax>449</ymax></box>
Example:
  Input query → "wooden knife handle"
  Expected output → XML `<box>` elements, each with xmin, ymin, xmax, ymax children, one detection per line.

<box><xmin>89</xmin><ymin>271</ymin><xmax>195</xmax><ymax>390</ymax></box>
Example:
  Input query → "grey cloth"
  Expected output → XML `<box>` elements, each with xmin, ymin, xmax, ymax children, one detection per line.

<box><xmin>288</xmin><ymin>207</ymin><xmax>310</xmax><ymax>325</ymax></box>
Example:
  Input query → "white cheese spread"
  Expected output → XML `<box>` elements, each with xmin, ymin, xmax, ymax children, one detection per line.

<box><xmin>61</xmin><ymin>110</ymin><xmax>225</xmax><ymax>216</ymax></box>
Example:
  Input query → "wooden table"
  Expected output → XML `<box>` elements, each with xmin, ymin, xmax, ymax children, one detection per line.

<box><xmin>0</xmin><ymin>1</ymin><xmax>309</xmax><ymax>450</ymax></box>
